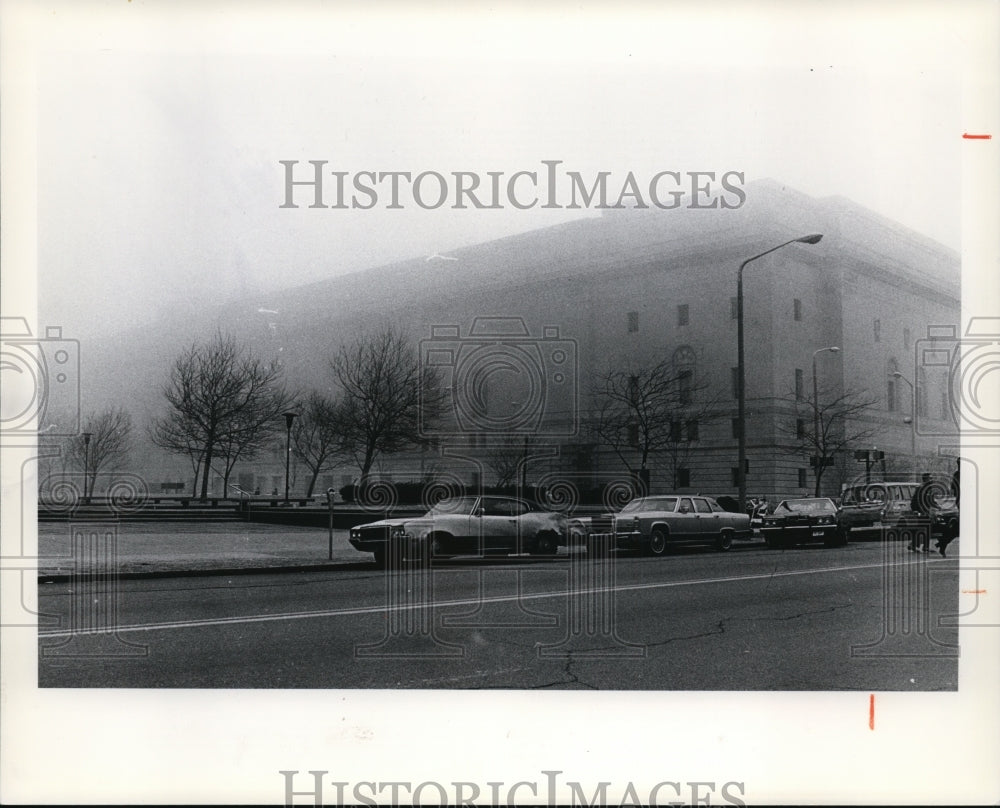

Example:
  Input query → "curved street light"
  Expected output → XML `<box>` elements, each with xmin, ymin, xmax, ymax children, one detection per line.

<box><xmin>812</xmin><ymin>346</ymin><xmax>840</xmax><ymax>494</ymax></box>
<box><xmin>737</xmin><ymin>233</ymin><xmax>823</xmax><ymax>510</ymax></box>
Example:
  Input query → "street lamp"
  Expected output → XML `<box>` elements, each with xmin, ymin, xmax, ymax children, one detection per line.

<box><xmin>81</xmin><ymin>432</ymin><xmax>92</xmax><ymax>501</ymax></box>
<box><xmin>891</xmin><ymin>371</ymin><xmax>917</xmax><ymax>466</ymax></box>
<box><xmin>737</xmin><ymin>233</ymin><xmax>823</xmax><ymax>510</ymax></box>
<box><xmin>282</xmin><ymin>411</ymin><xmax>298</xmax><ymax>503</ymax></box>
<box><xmin>812</xmin><ymin>346</ymin><xmax>840</xmax><ymax>495</ymax></box>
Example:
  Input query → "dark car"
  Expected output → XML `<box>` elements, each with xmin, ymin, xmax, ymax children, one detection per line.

<box><xmin>890</xmin><ymin>495</ymin><xmax>959</xmax><ymax>546</ymax></box>
<box><xmin>836</xmin><ymin>482</ymin><xmax>919</xmax><ymax>541</ymax></box>
<box><xmin>761</xmin><ymin>498</ymin><xmax>844</xmax><ymax>548</ymax></box>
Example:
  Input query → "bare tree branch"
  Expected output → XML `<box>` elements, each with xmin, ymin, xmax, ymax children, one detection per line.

<box><xmin>66</xmin><ymin>408</ymin><xmax>133</xmax><ymax>494</ymax></box>
<box><xmin>149</xmin><ymin>332</ymin><xmax>290</xmax><ymax>499</ymax></box>
<box><xmin>330</xmin><ymin>326</ymin><xmax>442</xmax><ymax>482</ymax></box>
<box><xmin>776</xmin><ymin>384</ymin><xmax>883</xmax><ymax>495</ymax></box>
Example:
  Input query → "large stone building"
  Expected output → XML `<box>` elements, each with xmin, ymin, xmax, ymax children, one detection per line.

<box><xmin>77</xmin><ymin>179</ymin><xmax>960</xmax><ymax>501</ymax></box>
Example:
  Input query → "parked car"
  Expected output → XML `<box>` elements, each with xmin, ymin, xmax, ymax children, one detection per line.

<box><xmin>568</xmin><ymin>494</ymin><xmax>752</xmax><ymax>556</ymax></box>
<box><xmin>761</xmin><ymin>497</ymin><xmax>843</xmax><ymax>548</ymax></box>
<box><xmin>836</xmin><ymin>481</ymin><xmax>919</xmax><ymax>541</ymax></box>
<box><xmin>891</xmin><ymin>495</ymin><xmax>959</xmax><ymax>545</ymax></box>
<box><xmin>348</xmin><ymin>495</ymin><xmax>566</xmax><ymax>566</ymax></box>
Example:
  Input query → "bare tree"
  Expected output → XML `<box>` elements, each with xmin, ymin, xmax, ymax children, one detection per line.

<box><xmin>776</xmin><ymin>384</ymin><xmax>882</xmax><ymax>495</ymax></box>
<box><xmin>150</xmin><ymin>332</ymin><xmax>290</xmax><ymax>500</ymax></box>
<box><xmin>330</xmin><ymin>326</ymin><xmax>442</xmax><ymax>483</ymax></box>
<box><xmin>66</xmin><ymin>408</ymin><xmax>133</xmax><ymax>495</ymax></box>
<box><xmin>481</xmin><ymin>435</ymin><xmax>533</xmax><ymax>488</ymax></box>
<box><xmin>591</xmin><ymin>357</ymin><xmax>719</xmax><ymax>486</ymax></box>
<box><xmin>290</xmin><ymin>390</ymin><xmax>347</xmax><ymax>497</ymax></box>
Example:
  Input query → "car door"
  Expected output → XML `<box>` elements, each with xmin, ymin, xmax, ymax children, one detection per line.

<box><xmin>693</xmin><ymin>497</ymin><xmax>716</xmax><ymax>536</ymax></box>
<box><xmin>476</xmin><ymin>497</ymin><xmax>521</xmax><ymax>552</ymax></box>
<box><xmin>675</xmin><ymin>497</ymin><xmax>698</xmax><ymax>540</ymax></box>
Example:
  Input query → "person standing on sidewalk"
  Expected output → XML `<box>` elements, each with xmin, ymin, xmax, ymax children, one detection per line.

<box><xmin>909</xmin><ymin>473</ymin><xmax>937</xmax><ymax>552</ymax></box>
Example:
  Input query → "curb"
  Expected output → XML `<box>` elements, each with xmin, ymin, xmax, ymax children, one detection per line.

<box><xmin>37</xmin><ymin>560</ymin><xmax>373</xmax><ymax>584</ymax></box>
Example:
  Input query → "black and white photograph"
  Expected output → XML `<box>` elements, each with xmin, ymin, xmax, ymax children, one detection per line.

<box><xmin>2</xmin><ymin>1</ymin><xmax>998</xmax><ymax>804</ymax></box>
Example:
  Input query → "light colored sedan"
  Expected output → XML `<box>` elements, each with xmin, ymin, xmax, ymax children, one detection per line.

<box><xmin>569</xmin><ymin>494</ymin><xmax>752</xmax><ymax>556</ymax></box>
<box><xmin>349</xmin><ymin>495</ymin><xmax>567</xmax><ymax>566</ymax></box>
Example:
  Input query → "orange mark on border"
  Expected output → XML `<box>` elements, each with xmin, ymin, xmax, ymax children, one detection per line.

<box><xmin>962</xmin><ymin>589</ymin><xmax>987</xmax><ymax>594</ymax></box>
<box><xmin>869</xmin><ymin>694</ymin><xmax>875</xmax><ymax>730</ymax></box>
<box><xmin>962</xmin><ymin>133</ymin><xmax>992</xmax><ymax>139</ymax></box>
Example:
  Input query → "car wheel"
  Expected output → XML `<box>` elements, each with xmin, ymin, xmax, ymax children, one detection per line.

<box><xmin>531</xmin><ymin>531</ymin><xmax>558</xmax><ymax>556</ymax></box>
<box><xmin>372</xmin><ymin>548</ymin><xmax>387</xmax><ymax>568</ymax></box>
<box><xmin>715</xmin><ymin>530</ymin><xmax>733</xmax><ymax>552</ymax></box>
<box><xmin>647</xmin><ymin>528</ymin><xmax>668</xmax><ymax>557</ymax></box>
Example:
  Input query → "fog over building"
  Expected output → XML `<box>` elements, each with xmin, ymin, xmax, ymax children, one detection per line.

<box><xmin>61</xmin><ymin>179</ymin><xmax>960</xmax><ymax>501</ymax></box>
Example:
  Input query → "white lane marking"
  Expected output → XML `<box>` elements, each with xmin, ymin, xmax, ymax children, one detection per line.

<box><xmin>38</xmin><ymin>557</ymin><xmax>949</xmax><ymax>638</ymax></box>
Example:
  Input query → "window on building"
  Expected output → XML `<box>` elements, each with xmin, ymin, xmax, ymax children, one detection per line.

<box><xmin>798</xmin><ymin>469</ymin><xmax>808</xmax><ymax>488</ymax></box>
<box><xmin>677</xmin><ymin>304</ymin><xmax>689</xmax><ymax>326</ymax></box>
<box><xmin>677</xmin><ymin>468</ymin><xmax>691</xmax><ymax>488</ymax></box>
<box><xmin>627</xmin><ymin>311</ymin><xmax>639</xmax><ymax>333</ymax></box>
<box><xmin>796</xmin><ymin>418</ymin><xmax>806</xmax><ymax>439</ymax></box>
<box><xmin>887</xmin><ymin>378</ymin><xmax>896</xmax><ymax>412</ymax></box>
<box><xmin>678</xmin><ymin>369</ymin><xmax>693</xmax><ymax>405</ymax></box>
<box><xmin>730</xmin><ymin>467</ymin><xmax>740</xmax><ymax>487</ymax></box>
<box><xmin>669</xmin><ymin>420</ymin><xmax>682</xmax><ymax>442</ymax></box>
<box><xmin>730</xmin><ymin>297</ymin><xmax>738</xmax><ymax>319</ymax></box>
<box><xmin>731</xmin><ymin>418</ymin><xmax>741</xmax><ymax>439</ymax></box>
<box><xmin>874</xmin><ymin>318</ymin><xmax>881</xmax><ymax>342</ymax></box>
<box><xmin>731</xmin><ymin>366</ymin><xmax>739</xmax><ymax>399</ymax></box>
<box><xmin>941</xmin><ymin>388</ymin><xmax>950</xmax><ymax>421</ymax></box>
<box><xmin>686</xmin><ymin>419</ymin><xmax>699</xmax><ymax>441</ymax></box>
<box><xmin>917</xmin><ymin>368</ymin><xmax>927</xmax><ymax>417</ymax></box>
<box><xmin>793</xmin><ymin>298</ymin><xmax>802</xmax><ymax>321</ymax></box>
<box><xmin>904</xmin><ymin>327</ymin><xmax>911</xmax><ymax>351</ymax></box>
<box><xmin>628</xmin><ymin>374</ymin><xmax>639</xmax><ymax>403</ymax></box>
<box><xmin>627</xmin><ymin>422</ymin><xmax>639</xmax><ymax>447</ymax></box>
<box><xmin>795</xmin><ymin>368</ymin><xmax>804</xmax><ymax>401</ymax></box>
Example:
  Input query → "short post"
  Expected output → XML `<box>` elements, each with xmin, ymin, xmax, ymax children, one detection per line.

<box><xmin>326</xmin><ymin>487</ymin><xmax>336</xmax><ymax>561</ymax></box>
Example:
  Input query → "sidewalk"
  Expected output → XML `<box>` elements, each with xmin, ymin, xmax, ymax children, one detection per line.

<box><xmin>37</xmin><ymin>521</ymin><xmax>366</xmax><ymax>582</ymax></box>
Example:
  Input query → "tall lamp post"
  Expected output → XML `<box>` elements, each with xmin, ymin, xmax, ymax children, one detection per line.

<box><xmin>282</xmin><ymin>411</ymin><xmax>298</xmax><ymax>503</ymax></box>
<box><xmin>81</xmin><ymin>432</ymin><xmax>92</xmax><ymax>501</ymax></box>
<box><xmin>891</xmin><ymin>371</ymin><xmax>917</xmax><ymax>467</ymax></box>
<box><xmin>812</xmin><ymin>346</ymin><xmax>840</xmax><ymax>495</ymax></box>
<box><xmin>737</xmin><ymin>233</ymin><xmax>823</xmax><ymax>510</ymax></box>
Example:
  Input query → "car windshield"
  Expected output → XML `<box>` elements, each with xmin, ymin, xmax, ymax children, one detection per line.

<box><xmin>427</xmin><ymin>496</ymin><xmax>478</xmax><ymax>516</ymax></box>
<box><xmin>620</xmin><ymin>496</ymin><xmax>678</xmax><ymax>514</ymax></box>
<box><xmin>778</xmin><ymin>498</ymin><xmax>837</xmax><ymax>514</ymax></box>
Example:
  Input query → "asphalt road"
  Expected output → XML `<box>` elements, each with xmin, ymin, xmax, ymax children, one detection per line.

<box><xmin>38</xmin><ymin>542</ymin><xmax>959</xmax><ymax>690</ymax></box>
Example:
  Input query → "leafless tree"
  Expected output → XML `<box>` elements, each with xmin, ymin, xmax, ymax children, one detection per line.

<box><xmin>480</xmin><ymin>435</ymin><xmax>533</xmax><ymax>488</ymax></box>
<box><xmin>150</xmin><ymin>332</ymin><xmax>290</xmax><ymax>499</ymax></box>
<box><xmin>776</xmin><ymin>384</ymin><xmax>882</xmax><ymax>495</ymax></box>
<box><xmin>290</xmin><ymin>390</ymin><xmax>347</xmax><ymax>497</ymax></box>
<box><xmin>66</xmin><ymin>408</ymin><xmax>133</xmax><ymax>495</ymax></box>
<box><xmin>330</xmin><ymin>326</ymin><xmax>442</xmax><ymax>483</ymax></box>
<box><xmin>591</xmin><ymin>357</ymin><xmax>719</xmax><ymax>486</ymax></box>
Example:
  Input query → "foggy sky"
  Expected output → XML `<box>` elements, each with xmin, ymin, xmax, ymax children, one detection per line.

<box><xmin>33</xmin><ymin>4</ymin><xmax>965</xmax><ymax>342</ymax></box>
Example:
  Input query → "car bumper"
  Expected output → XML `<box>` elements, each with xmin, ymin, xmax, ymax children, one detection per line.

<box><xmin>762</xmin><ymin>524</ymin><xmax>837</xmax><ymax>541</ymax></box>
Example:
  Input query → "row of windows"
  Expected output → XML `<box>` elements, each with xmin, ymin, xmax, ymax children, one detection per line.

<box><xmin>872</xmin><ymin>320</ymin><xmax>914</xmax><ymax>351</ymax></box>
<box><xmin>627</xmin><ymin>298</ymin><xmax>806</xmax><ymax>333</ymax></box>
<box><xmin>671</xmin><ymin>467</ymin><xmax>811</xmax><ymax>488</ymax></box>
